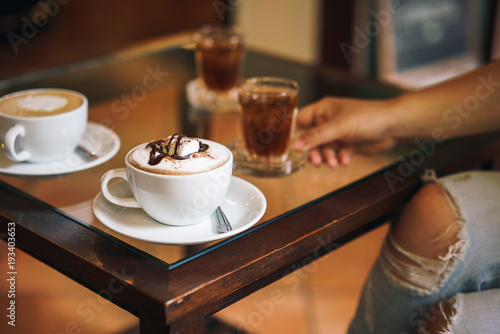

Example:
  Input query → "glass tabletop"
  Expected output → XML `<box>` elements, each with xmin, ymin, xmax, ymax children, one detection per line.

<box><xmin>0</xmin><ymin>33</ymin><xmax>404</xmax><ymax>266</ymax></box>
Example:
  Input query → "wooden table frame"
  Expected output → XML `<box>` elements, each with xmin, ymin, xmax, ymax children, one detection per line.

<box><xmin>2</xmin><ymin>131</ymin><xmax>500</xmax><ymax>333</ymax></box>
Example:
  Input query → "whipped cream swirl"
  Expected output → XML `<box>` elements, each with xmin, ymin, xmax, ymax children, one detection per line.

<box><xmin>147</xmin><ymin>134</ymin><xmax>208</xmax><ymax>165</ymax></box>
<box><xmin>128</xmin><ymin>135</ymin><xmax>229</xmax><ymax>175</ymax></box>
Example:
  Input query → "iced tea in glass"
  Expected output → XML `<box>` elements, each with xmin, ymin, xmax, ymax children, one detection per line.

<box><xmin>195</xmin><ymin>25</ymin><xmax>245</xmax><ymax>93</ymax></box>
<box><xmin>239</xmin><ymin>77</ymin><xmax>299</xmax><ymax>162</ymax></box>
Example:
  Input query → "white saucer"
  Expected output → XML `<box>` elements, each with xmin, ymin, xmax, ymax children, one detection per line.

<box><xmin>0</xmin><ymin>122</ymin><xmax>120</xmax><ymax>176</ymax></box>
<box><xmin>93</xmin><ymin>176</ymin><xmax>267</xmax><ymax>245</ymax></box>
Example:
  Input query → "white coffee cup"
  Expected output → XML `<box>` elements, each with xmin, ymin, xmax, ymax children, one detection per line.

<box><xmin>0</xmin><ymin>88</ymin><xmax>88</xmax><ymax>163</ymax></box>
<box><xmin>100</xmin><ymin>140</ymin><xmax>233</xmax><ymax>226</ymax></box>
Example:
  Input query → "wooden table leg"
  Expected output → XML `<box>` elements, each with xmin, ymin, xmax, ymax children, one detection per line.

<box><xmin>169</xmin><ymin>312</ymin><xmax>205</xmax><ymax>334</ymax></box>
<box><xmin>139</xmin><ymin>315</ymin><xmax>169</xmax><ymax>334</ymax></box>
<box><xmin>139</xmin><ymin>312</ymin><xmax>205</xmax><ymax>334</ymax></box>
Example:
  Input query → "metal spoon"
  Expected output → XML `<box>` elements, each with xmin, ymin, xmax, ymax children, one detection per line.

<box><xmin>215</xmin><ymin>206</ymin><xmax>232</xmax><ymax>233</ymax></box>
<box><xmin>76</xmin><ymin>145</ymin><xmax>99</xmax><ymax>161</ymax></box>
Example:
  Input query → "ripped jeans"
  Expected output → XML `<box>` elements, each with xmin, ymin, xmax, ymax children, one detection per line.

<box><xmin>348</xmin><ymin>171</ymin><xmax>500</xmax><ymax>334</ymax></box>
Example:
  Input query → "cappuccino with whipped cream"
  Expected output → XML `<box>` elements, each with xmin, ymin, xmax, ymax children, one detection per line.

<box><xmin>128</xmin><ymin>134</ymin><xmax>230</xmax><ymax>175</ymax></box>
<box><xmin>101</xmin><ymin>135</ymin><xmax>233</xmax><ymax>225</ymax></box>
<box><xmin>0</xmin><ymin>89</ymin><xmax>84</xmax><ymax>118</ymax></box>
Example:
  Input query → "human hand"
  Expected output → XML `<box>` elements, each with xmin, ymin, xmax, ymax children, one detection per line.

<box><xmin>293</xmin><ymin>97</ymin><xmax>399</xmax><ymax>168</ymax></box>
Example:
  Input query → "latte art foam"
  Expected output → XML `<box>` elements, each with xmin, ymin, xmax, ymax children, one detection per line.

<box><xmin>128</xmin><ymin>135</ymin><xmax>230</xmax><ymax>175</ymax></box>
<box><xmin>0</xmin><ymin>89</ymin><xmax>83</xmax><ymax>117</ymax></box>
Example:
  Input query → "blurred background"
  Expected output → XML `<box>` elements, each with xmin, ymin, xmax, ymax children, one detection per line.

<box><xmin>2</xmin><ymin>0</ymin><xmax>498</xmax><ymax>85</ymax></box>
<box><xmin>0</xmin><ymin>1</ymin><xmax>499</xmax><ymax>333</ymax></box>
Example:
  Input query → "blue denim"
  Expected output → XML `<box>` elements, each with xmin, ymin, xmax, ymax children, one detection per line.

<box><xmin>348</xmin><ymin>171</ymin><xmax>500</xmax><ymax>333</ymax></box>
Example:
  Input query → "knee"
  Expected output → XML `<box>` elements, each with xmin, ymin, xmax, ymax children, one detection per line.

<box><xmin>378</xmin><ymin>184</ymin><xmax>468</xmax><ymax>296</ymax></box>
<box><xmin>392</xmin><ymin>182</ymin><xmax>461</xmax><ymax>259</ymax></box>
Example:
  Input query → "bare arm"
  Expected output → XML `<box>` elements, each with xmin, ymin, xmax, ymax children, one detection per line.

<box><xmin>391</xmin><ymin>60</ymin><xmax>500</xmax><ymax>139</ymax></box>
<box><xmin>294</xmin><ymin>60</ymin><xmax>500</xmax><ymax>167</ymax></box>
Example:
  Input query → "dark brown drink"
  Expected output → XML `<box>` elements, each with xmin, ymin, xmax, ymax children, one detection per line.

<box><xmin>239</xmin><ymin>79</ymin><xmax>299</xmax><ymax>160</ymax></box>
<box><xmin>195</xmin><ymin>26</ymin><xmax>244</xmax><ymax>92</ymax></box>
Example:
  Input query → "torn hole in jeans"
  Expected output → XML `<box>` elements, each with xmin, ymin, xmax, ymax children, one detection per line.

<box><xmin>417</xmin><ymin>296</ymin><xmax>459</xmax><ymax>334</ymax></box>
<box><xmin>379</xmin><ymin>233</ymin><xmax>465</xmax><ymax>296</ymax></box>
<box><xmin>378</xmin><ymin>170</ymin><xmax>467</xmax><ymax>295</ymax></box>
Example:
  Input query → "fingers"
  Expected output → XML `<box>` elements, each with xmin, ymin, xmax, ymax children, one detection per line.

<box><xmin>296</xmin><ymin>97</ymin><xmax>353</xmax><ymax>168</ymax></box>
<box><xmin>295</xmin><ymin>98</ymin><xmax>345</xmax><ymax>151</ymax></box>
<box><xmin>337</xmin><ymin>146</ymin><xmax>354</xmax><ymax>165</ymax></box>
<box><xmin>294</xmin><ymin>121</ymin><xmax>341</xmax><ymax>151</ymax></box>
<box><xmin>307</xmin><ymin>144</ymin><xmax>354</xmax><ymax>168</ymax></box>
<box><xmin>308</xmin><ymin>149</ymin><xmax>323</xmax><ymax>167</ymax></box>
<box><xmin>309</xmin><ymin>146</ymin><xmax>338</xmax><ymax>168</ymax></box>
<box><xmin>309</xmin><ymin>147</ymin><xmax>338</xmax><ymax>168</ymax></box>
<box><xmin>294</xmin><ymin>97</ymin><xmax>396</xmax><ymax>168</ymax></box>
<box><xmin>322</xmin><ymin>145</ymin><xmax>339</xmax><ymax>168</ymax></box>
<box><xmin>296</xmin><ymin>100</ymin><xmax>324</xmax><ymax>128</ymax></box>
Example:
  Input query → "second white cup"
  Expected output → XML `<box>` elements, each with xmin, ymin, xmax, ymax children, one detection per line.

<box><xmin>0</xmin><ymin>88</ymin><xmax>88</xmax><ymax>163</ymax></box>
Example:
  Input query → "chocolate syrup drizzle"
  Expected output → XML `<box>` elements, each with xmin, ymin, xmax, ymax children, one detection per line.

<box><xmin>146</xmin><ymin>134</ymin><xmax>209</xmax><ymax>165</ymax></box>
